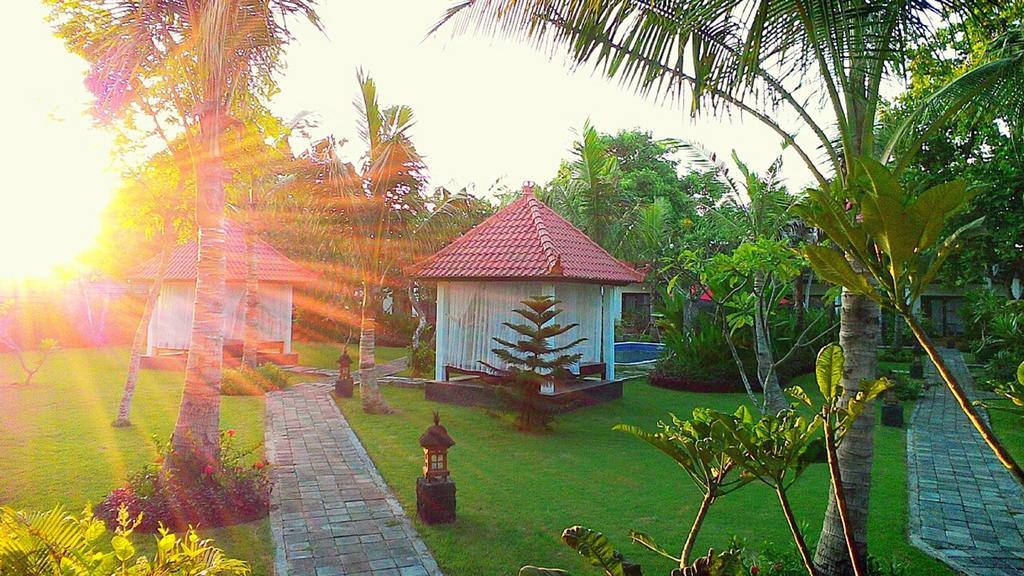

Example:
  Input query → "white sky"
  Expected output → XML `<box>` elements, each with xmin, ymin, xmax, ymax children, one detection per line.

<box><xmin>0</xmin><ymin>0</ymin><xmax>827</xmax><ymax>277</ymax></box>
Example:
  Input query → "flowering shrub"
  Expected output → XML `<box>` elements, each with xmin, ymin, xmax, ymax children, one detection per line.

<box><xmin>95</xmin><ymin>431</ymin><xmax>270</xmax><ymax>532</ymax></box>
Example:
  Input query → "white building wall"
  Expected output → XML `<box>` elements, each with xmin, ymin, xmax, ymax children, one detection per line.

<box><xmin>147</xmin><ymin>282</ymin><xmax>294</xmax><ymax>354</ymax></box>
<box><xmin>435</xmin><ymin>280</ymin><xmax>613</xmax><ymax>378</ymax></box>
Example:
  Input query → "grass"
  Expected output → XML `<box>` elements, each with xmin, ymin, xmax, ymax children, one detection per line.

<box><xmin>0</xmin><ymin>347</ymin><xmax>274</xmax><ymax>575</ymax></box>
<box><xmin>337</xmin><ymin>374</ymin><xmax>951</xmax><ymax>576</ymax></box>
<box><xmin>292</xmin><ymin>341</ymin><xmax>409</xmax><ymax>370</ymax></box>
<box><xmin>989</xmin><ymin>402</ymin><xmax>1024</xmax><ymax>466</ymax></box>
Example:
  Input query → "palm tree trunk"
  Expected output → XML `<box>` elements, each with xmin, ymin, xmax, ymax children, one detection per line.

<box><xmin>114</xmin><ymin>219</ymin><xmax>173</xmax><ymax>428</ymax></box>
<box><xmin>359</xmin><ymin>284</ymin><xmax>391</xmax><ymax>414</ymax></box>
<box><xmin>905</xmin><ymin>314</ymin><xmax>1024</xmax><ymax>486</ymax></box>
<box><xmin>409</xmin><ymin>283</ymin><xmax>428</xmax><ymax>349</ymax></box>
<box><xmin>241</xmin><ymin>199</ymin><xmax>260</xmax><ymax>369</ymax></box>
<box><xmin>754</xmin><ymin>272</ymin><xmax>786</xmax><ymax>413</ymax></box>
<box><xmin>169</xmin><ymin>104</ymin><xmax>226</xmax><ymax>467</ymax></box>
<box><xmin>814</xmin><ymin>289</ymin><xmax>879</xmax><ymax>576</ymax></box>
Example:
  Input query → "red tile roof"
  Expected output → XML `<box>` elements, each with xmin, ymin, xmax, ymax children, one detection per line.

<box><xmin>411</xmin><ymin>190</ymin><xmax>644</xmax><ymax>285</ymax></box>
<box><xmin>127</xmin><ymin>222</ymin><xmax>316</xmax><ymax>284</ymax></box>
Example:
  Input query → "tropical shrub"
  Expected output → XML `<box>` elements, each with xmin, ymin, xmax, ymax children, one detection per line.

<box><xmin>0</xmin><ymin>504</ymin><xmax>248</xmax><ymax>575</ymax></box>
<box><xmin>885</xmin><ymin>372</ymin><xmax>924</xmax><ymax>401</ymax></box>
<box><xmin>483</xmin><ymin>296</ymin><xmax>585</xmax><ymax>432</ymax></box>
<box><xmin>409</xmin><ymin>341</ymin><xmax>435</xmax><ymax>378</ymax></box>
<box><xmin>96</xmin><ymin>431</ymin><xmax>269</xmax><ymax>532</ymax></box>
<box><xmin>961</xmin><ymin>290</ymin><xmax>1024</xmax><ymax>386</ymax></box>
<box><xmin>220</xmin><ymin>363</ymin><xmax>289</xmax><ymax>396</ymax></box>
<box><xmin>651</xmin><ymin>297</ymin><xmax>746</xmax><ymax>392</ymax></box>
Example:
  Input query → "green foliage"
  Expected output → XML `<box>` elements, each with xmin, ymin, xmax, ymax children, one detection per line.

<box><xmin>0</xmin><ymin>504</ymin><xmax>248</xmax><ymax>575</ymax></box>
<box><xmin>484</xmin><ymin>296</ymin><xmax>586</xmax><ymax>431</ymax></box>
<box><xmin>409</xmin><ymin>341</ymin><xmax>435</xmax><ymax>378</ymax></box>
<box><xmin>220</xmin><ymin>364</ymin><xmax>290</xmax><ymax>396</ymax></box>
<box><xmin>615</xmin><ymin>408</ymin><xmax>754</xmax><ymax>499</ymax></box>
<box><xmin>0</xmin><ymin>300</ymin><xmax>60</xmax><ymax>386</ymax></box>
<box><xmin>961</xmin><ymin>290</ymin><xmax>1024</xmax><ymax>385</ymax></box>
<box><xmin>796</xmin><ymin>159</ymin><xmax>980</xmax><ymax>313</ymax></box>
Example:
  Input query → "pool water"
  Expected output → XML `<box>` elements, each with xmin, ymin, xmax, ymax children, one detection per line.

<box><xmin>614</xmin><ymin>342</ymin><xmax>666</xmax><ymax>364</ymax></box>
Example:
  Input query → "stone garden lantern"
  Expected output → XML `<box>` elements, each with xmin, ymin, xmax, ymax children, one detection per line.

<box><xmin>335</xmin><ymin>350</ymin><xmax>354</xmax><ymax>398</ymax></box>
<box><xmin>416</xmin><ymin>412</ymin><xmax>456</xmax><ymax>524</ymax></box>
<box><xmin>881</xmin><ymin>389</ymin><xmax>904</xmax><ymax>428</ymax></box>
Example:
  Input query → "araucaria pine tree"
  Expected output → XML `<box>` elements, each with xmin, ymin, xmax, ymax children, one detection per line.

<box><xmin>484</xmin><ymin>296</ymin><xmax>586</xmax><ymax>431</ymax></box>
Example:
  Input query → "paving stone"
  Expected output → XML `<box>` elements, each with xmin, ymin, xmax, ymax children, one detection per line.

<box><xmin>907</xmin><ymin>348</ymin><xmax>1024</xmax><ymax>576</ymax></box>
<box><xmin>266</xmin><ymin>378</ymin><xmax>442</xmax><ymax>576</ymax></box>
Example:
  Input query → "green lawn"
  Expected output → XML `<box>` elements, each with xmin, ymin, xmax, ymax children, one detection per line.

<box><xmin>0</xmin><ymin>347</ymin><xmax>274</xmax><ymax>575</ymax></box>
<box><xmin>337</xmin><ymin>376</ymin><xmax>951</xmax><ymax>576</ymax></box>
<box><xmin>990</xmin><ymin>403</ymin><xmax>1024</xmax><ymax>466</ymax></box>
<box><xmin>292</xmin><ymin>341</ymin><xmax>408</xmax><ymax>370</ymax></box>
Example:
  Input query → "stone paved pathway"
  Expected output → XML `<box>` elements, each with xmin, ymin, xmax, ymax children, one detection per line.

<box><xmin>266</xmin><ymin>381</ymin><xmax>442</xmax><ymax>576</ymax></box>
<box><xmin>281</xmin><ymin>357</ymin><xmax>410</xmax><ymax>380</ymax></box>
<box><xmin>907</xmin><ymin>348</ymin><xmax>1024</xmax><ymax>576</ymax></box>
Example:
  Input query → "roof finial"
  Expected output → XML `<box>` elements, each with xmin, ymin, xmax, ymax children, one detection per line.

<box><xmin>522</xmin><ymin>180</ymin><xmax>536</xmax><ymax>196</ymax></box>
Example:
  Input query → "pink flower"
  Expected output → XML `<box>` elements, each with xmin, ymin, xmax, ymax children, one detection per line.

<box><xmin>203</xmin><ymin>465</ymin><xmax>215</xmax><ymax>475</ymax></box>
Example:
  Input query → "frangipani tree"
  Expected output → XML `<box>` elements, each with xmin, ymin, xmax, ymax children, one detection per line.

<box><xmin>795</xmin><ymin>158</ymin><xmax>1024</xmax><ymax>486</ymax></box>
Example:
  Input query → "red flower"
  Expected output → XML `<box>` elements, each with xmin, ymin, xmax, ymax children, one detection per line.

<box><xmin>254</xmin><ymin>461</ymin><xmax>266</xmax><ymax>470</ymax></box>
<box><xmin>203</xmin><ymin>465</ymin><xmax>215</xmax><ymax>475</ymax></box>
<box><xmin>226</xmin><ymin>429</ymin><xmax>236</xmax><ymax>437</ymax></box>
<box><xmin>750</xmin><ymin>566</ymin><xmax>760</xmax><ymax>575</ymax></box>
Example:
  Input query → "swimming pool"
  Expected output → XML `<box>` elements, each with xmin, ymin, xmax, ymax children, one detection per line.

<box><xmin>614</xmin><ymin>342</ymin><xmax>666</xmax><ymax>365</ymax></box>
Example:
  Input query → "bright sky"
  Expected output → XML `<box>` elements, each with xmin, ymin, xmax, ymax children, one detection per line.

<box><xmin>2</xmin><ymin>0</ymin><xmax>824</xmax><ymax>279</ymax></box>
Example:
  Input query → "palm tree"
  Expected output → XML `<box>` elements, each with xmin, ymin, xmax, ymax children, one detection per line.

<box><xmin>306</xmin><ymin>71</ymin><xmax>428</xmax><ymax>414</ymax></box>
<box><xmin>53</xmin><ymin>0</ymin><xmax>320</xmax><ymax>465</ymax></box>
<box><xmin>545</xmin><ymin>121</ymin><xmax>622</xmax><ymax>248</ymax></box>
<box><xmin>434</xmin><ymin>2</ymin><xmax>1017</xmax><ymax>573</ymax></box>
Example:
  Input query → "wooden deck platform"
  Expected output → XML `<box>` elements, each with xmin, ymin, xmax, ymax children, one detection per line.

<box><xmin>424</xmin><ymin>377</ymin><xmax>625</xmax><ymax>413</ymax></box>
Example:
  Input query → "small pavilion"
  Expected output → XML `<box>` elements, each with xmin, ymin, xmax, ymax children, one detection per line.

<box><xmin>412</xmin><ymin>185</ymin><xmax>644</xmax><ymax>382</ymax></box>
<box><xmin>128</xmin><ymin>223</ymin><xmax>316</xmax><ymax>369</ymax></box>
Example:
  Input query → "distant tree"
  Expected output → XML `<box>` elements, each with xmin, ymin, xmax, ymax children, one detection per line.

<box><xmin>304</xmin><ymin>71</ymin><xmax>428</xmax><ymax>414</ymax></box>
<box><xmin>112</xmin><ymin>148</ymin><xmax>192</xmax><ymax>428</ymax></box>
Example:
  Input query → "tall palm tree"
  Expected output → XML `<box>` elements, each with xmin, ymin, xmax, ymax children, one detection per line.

<box><xmin>434</xmin><ymin>2</ymin><xmax>1015</xmax><ymax>573</ymax></box>
<box><xmin>52</xmin><ymin>0</ymin><xmax>320</xmax><ymax>465</ymax></box>
<box><xmin>307</xmin><ymin>71</ymin><xmax>428</xmax><ymax>414</ymax></box>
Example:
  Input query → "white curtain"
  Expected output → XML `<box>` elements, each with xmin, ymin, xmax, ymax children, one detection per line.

<box><xmin>552</xmin><ymin>283</ymin><xmax>603</xmax><ymax>369</ymax></box>
<box><xmin>440</xmin><ymin>281</ymin><xmax>604</xmax><ymax>373</ymax></box>
<box><xmin>150</xmin><ymin>282</ymin><xmax>293</xmax><ymax>352</ymax></box>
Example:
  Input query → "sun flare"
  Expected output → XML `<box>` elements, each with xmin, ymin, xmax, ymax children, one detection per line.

<box><xmin>0</xmin><ymin>3</ymin><xmax>116</xmax><ymax>280</ymax></box>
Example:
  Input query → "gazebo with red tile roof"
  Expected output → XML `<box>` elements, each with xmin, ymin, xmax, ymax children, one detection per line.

<box><xmin>412</xmin><ymin>185</ymin><xmax>644</xmax><ymax>381</ymax></box>
<box><xmin>128</xmin><ymin>222</ymin><xmax>315</xmax><ymax>368</ymax></box>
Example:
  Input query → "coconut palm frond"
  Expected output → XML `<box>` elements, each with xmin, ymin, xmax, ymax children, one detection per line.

<box><xmin>885</xmin><ymin>25</ymin><xmax>1024</xmax><ymax>172</ymax></box>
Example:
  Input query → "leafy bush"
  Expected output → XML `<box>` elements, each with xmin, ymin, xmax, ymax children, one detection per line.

<box><xmin>96</xmin><ymin>431</ymin><xmax>270</xmax><ymax>533</ymax></box>
<box><xmin>0</xmin><ymin>504</ymin><xmax>248</xmax><ymax>575</ymax></box>
<box><xmin>377</xmin><ymin>312</ymin><xmax>419</xmax><ymax>346</ymax></box>
<box><xmin>961</xmin><ymin>290</ymin><xmax>1024</xmax><ymax>384</ymax></box>
<box><xmin>878</xmin><ymin>347</ymin><xmax>914</xmax><ymax>364</ymax></box>
<box><xmin>651</xmin><ymin>305</ymin><xmax>747</xmax><ymax>392</ymax></box>
<box><xmin>884</xmin><ymin>371</ymin><xmax>924</xmax><ymax>401</ymax></box>
<box><xmin>221</xmin><ymin>363</ymin><xmax>289</xmax><ymax>396</ymax></box>
<box><xmin>409</xmin><ymin>341</ymin><xmax>435</xmax><ymax>378</ymax></box>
